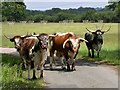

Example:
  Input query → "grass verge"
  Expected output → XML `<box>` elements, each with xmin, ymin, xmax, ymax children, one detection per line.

<box><xmin>1</xmin><ymin>54</ymin><xmax>44</xmax><ymax>90</ymax></box>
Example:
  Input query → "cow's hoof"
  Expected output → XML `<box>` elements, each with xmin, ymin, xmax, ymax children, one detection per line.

<box><xmin>28</xmin><ymin>78</ymin><xmax>31</xmax><ymax>80</ymax></box>
<box><xmin>50</xmin><ymin>68</ymin><xmax>53</xmax><ymax>71</ymax></box>
<box><xmin>50</xmin><ymin>67</ymin><xmax>53</xmax><ymax>70</ymax></box>
<box><xmin>92</xmin><ymin>55</ymin><xmax>94</xmax><ymax>58</ymax></box>
<box><xmin>67</xmin><ymin>68</ymin><xmax>70</xmax><ymax>71</ymax></box>
<box><xmin>32</xmin><ymin>77</ymin><xmax>37</xmax><ymax>80</ymax></box>
<box><xmin>40</xmin><ymin>76</ymin><xmax>43</xmax><ymax>78</ymax></box>
<box><xmin>72</xmin><ymin>68</ymin><xmax>76</xmax><ymax>71</ymax></box>
<box><xmin>62</xmin><ymin>66</ymin><xmax>66</xmax><ymax>70</ymax></box>
<box><xmin>50</xmin><ymin>64</ymin><xmax>53</xmax><ymax>70</ymax></box>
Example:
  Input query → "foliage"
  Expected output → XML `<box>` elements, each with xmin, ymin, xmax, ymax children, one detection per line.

<box><xmin>105</xmin><ymin>1</ymin><xmax>120</xmax><ymax>22</ymax></box>
<box><xmin>2</xmin><ymin>1</ymin><xmax>119</xmax><ymax>23</ymax></box>
<box><xmin>2</xmin><ymin>54</ymin><xmax>44</xmax><ymax>89</ymax></box>
<box><xmin>2</xmin><ymin>2</ymin><xmax>26</xmax><ymax>22</ymax></box>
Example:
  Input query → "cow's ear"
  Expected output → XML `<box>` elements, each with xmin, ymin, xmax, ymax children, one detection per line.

<box><xmin>101</xmin><ymin>31</ymin><xmax>105</xmax><ymax>34</ymax></box>
<box><xmin>79</xmin><ymin>39</ymin><xmax>84</xmax><ymax>42</ymax></box>
<box><xmin>92</xmin><ymin>32</ymin><xmax>96</xmax><ymax>34</ymax></box>
<box><xmin>78</xmin><ymin>38</ymin><xmax>88</xmax><ymax>43</ymax></box>
<box><xmin>65</xmin><ymin>42</ymin><xmax>70</xmax><ymax>48</ymax></box>
<box><xmin>10</xmin><ymin>38</ymin><xmax>14</xmax><ymax>42</ymax></box>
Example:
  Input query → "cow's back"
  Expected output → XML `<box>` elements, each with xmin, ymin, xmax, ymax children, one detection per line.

<box><xmin>52</xmin><ymin>33</ymin><xmax>76</xmax><ymax>50</ymax></box>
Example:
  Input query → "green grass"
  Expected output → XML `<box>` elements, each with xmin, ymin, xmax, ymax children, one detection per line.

<box><xmin>1</xmin><ymin>54</ymin><xmax>44</xmax><ymax>90</ymax></box>
<box><xmin>2</xmin><ymin>23</ymin><xmax>118</xmax><ymax>47</ymax></box>
<box><xmin>1</xmin><ymin>22</ymin><xmax>119</xmax><ymax>65</ymax></box>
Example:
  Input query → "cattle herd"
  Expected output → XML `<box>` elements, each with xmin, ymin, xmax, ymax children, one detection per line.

<box><xmin>4</xmin><ymin>25</ymin><xmax>111</xmax><ymax>80</ymax></box>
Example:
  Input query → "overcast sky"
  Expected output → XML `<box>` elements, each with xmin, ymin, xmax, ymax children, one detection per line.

<box><xmin>24</xmin><ymin>0</ymin><xmax>109</xmax><ymax>11</ymax></box>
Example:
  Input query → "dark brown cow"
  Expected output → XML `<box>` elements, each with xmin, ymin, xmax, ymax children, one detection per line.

<box><xmin>49</xmin><ymin>32</ymin><xmax>87</xmax><ymax>71</ymax></box>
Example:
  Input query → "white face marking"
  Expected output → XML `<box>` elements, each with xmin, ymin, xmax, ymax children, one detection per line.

<box><xmin>97</xmin><ymin>32</ymin><xmax>102</xmax><ymax>35</ymax></box>
<box><xmin>14</xmin><ymin>38</ymin><xmax>21</xmax><ymax>46</ymax></box>
<box><xmin>70</xmin><ymin>38</ymin><xmax>79</xmax><ymax>48</ymax></box>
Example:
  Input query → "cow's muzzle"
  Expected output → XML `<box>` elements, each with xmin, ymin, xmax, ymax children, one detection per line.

<box><xmin>73</xmin><ymin>47</ymin><xmax>78</xmax><ymax>52</ymax></box>
<box><xmin>41</xmin><ymin>45</ymin><xmax>48</xmax><ymax>49</ymax></box>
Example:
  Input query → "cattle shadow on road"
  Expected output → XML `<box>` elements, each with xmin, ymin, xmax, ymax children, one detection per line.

<box><xmin>44</xmin><ymin>56</ymin><xmax>100</xmax><ymax>72</ymax></box>
<box><xmin>75</xmin><ymin>58</ymin><xmax>99</xmax><ymax>67</ymax></box>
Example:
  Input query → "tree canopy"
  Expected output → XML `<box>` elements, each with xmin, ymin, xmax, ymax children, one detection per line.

<box><xmin>2</xmin><ymin>2</ymin><xmax>26</xmax><ymax>22</ymax></box>
<box><xmin>2</xmin><ymin>1</ymin><xmax>120</xmax><ymax>23</ymax></box>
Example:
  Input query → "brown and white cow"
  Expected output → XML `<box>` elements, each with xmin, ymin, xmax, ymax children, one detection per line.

<box><xmin>49</xmin><ymin>32</ymin><xmax>87</xmax><ymax>71</ymax></box>
<box><xmin>6</xmin><ymin>33</ymin><xmax>54</xmax><ymax>79</ymax></box>
<box><xmin>4</xmin><ymin>34</ymin><xmax>33</xmax><ymax>69</ymax></box>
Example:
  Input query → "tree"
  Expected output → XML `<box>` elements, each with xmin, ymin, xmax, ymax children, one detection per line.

<box><xmin>2</xmin><ymin>2</ymin><xmax>26</xmax><ymax>22</ymax></box>
<box><xmin>106</xmin><ymin>1</ymin><xmax>120</xmax><ymax>22</ymax></box>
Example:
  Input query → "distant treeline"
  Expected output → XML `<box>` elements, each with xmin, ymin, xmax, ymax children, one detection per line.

<box><xmin>2</xmin><ymin>2</ymin><xmax>120</xmax><ymax>23</ymax></box>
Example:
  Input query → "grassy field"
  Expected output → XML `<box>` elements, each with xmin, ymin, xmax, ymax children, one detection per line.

<box><xmin>2</xmin><ymin>22</ymin><xmax>119</xmax><ymax>62</ymax></box>
<box><xmin>1</xmin><ymin>22</ymin><xmax>119</xmax><ymax>89</ymax></box>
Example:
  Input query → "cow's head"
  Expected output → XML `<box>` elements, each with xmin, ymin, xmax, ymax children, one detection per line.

<box><xmin>10</xmin><ymin>35</ymin><xmax>23</xmax><ymax>49</ymax></box>
<box><xmin>36</xmin><ymin>33</ymin><xmax>49</xmax><ymax>49</ymax></box>
<box><xmin>86</xmin><ymin>25</ymin><xmax>111</xmax><ymax>43</ymax></box>
<box><xmin>63</xmin><ymin>37</ymin><xmax>88</xmax><ymax>52</ymax></box>
<box><xmin>36</xmin><ymin>33</ymin><xmax>55</xmax><ymax>49</ymax></box>
<box><xmin>4</xmin><ymin>34</ymin><xmax>32</xmax><ymax>49</ymax></box>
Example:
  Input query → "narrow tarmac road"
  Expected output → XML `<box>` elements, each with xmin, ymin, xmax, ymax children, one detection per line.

<box><xmin>0</xmin><ymin>48</ymin><xmax>118</xmax><ymax>88</ymax></box>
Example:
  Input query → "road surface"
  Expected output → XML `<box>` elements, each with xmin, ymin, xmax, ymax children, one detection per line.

<box><xmin>0</xmin><ymin>48</ymin><xmax>118</xmax><ymax>88</ymax></box>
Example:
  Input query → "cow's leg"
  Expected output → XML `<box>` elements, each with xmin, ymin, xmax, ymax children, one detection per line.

<box><xmin>50</xmin><ymin>57</ymin><xmax>54</xmax><ymax>70</ymax></box>
<box><xmin>50</xmin><ymin>49</ymin><xmax>55</xmax><ymax>70</ymax></box>
<box><xmin>67</xmin><ymin>61</ymin><xmax>70</xmax><ymax>71</ymax></box>
<box><xmin>88</xmin><ymin>49</ymin><xmax>91</xmax><ymax>57</ymax></box>
<box><xmin>92</xmin><ymin>49</ymin><xmax>94</xmax><ymax>58</ymax></box>
<box><xmin>28</xmin><ymin>64</ymin><xmax>31</xmax><ymax>80</ymax></box>
<box><xmin>32</xmin><ymin>66</ymin><xmax>37</xmax><ymax>80</ymax></box>
<box><xmin>65</xmin><ymin>55</ymin><xmax>70</xmax><ymax>71</ymax></box>
<box><xmin>97</xmin><ymin>51</ymin><xmax>100</xmax><ymax>58</ymax></box>
<box><xmin>22</xmin><ymin>58</ymin><xmax>27</xmax><ymax>70</ymax></box>
<box><xmin>22</xmin><ymin>62</ymin><xmax>26</xmax><ymax>70</ymax></box>
<box><xmin>71</xmin><ymin>59</ymin><xmax>76</xmax><ymax>71</ymax></box>
<box><xmin>60</xmin><ymin>57</ymin><xmax>66</xmax><ymax>70</ymax></box>
<box><xmin>40</xmin><ymin>65</ymin><xmax>44</xmax><ymax>78</ymax></box>
<box><xmin>31</xmin><ymin>60</ymin><xmax>34</xmax><ymax>69</ymax></box>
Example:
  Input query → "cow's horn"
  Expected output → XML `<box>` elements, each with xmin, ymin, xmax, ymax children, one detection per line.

<box><xmin>103</xmin><ymin>26</ymin><xmax>111</xmax><ymax>33</ymax></box>
<box><xmin>21</xmin><ymin>35</ymin><xmax>26</xmax><ymax>37</ymax></box>
<box><xmin>32</xmin><ymin>34</ymin><xmax>39</xmax><ymax>37</ymax></box>
<box><xmin>63</xmin><ymin>38</ymin><xmax>70</xmax><ymax>48</ymax></box>
<box><xmin>78</xmin><ymin>38</ymin><xmax>88</xmax><ymax>42</ymax></box>
<box><xmin>86</xmin><ymin>28</ymin><xmax>94</xmax><ymax>33</ymax></box>
<box><xmin>3</xmin><ymin>34</ymin><xmax>11</xmax><ymax>39</ymax></box>
<box><xmin>49</xmin><ymin>35</ymin><xmax>57</xmax><ymax>37</ymax></box>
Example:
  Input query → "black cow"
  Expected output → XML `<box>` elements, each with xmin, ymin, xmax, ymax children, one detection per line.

<box><xmin>85</xmin><ymin>25</ymin><xmax>111</xmax><ymax>58</ymax></box>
